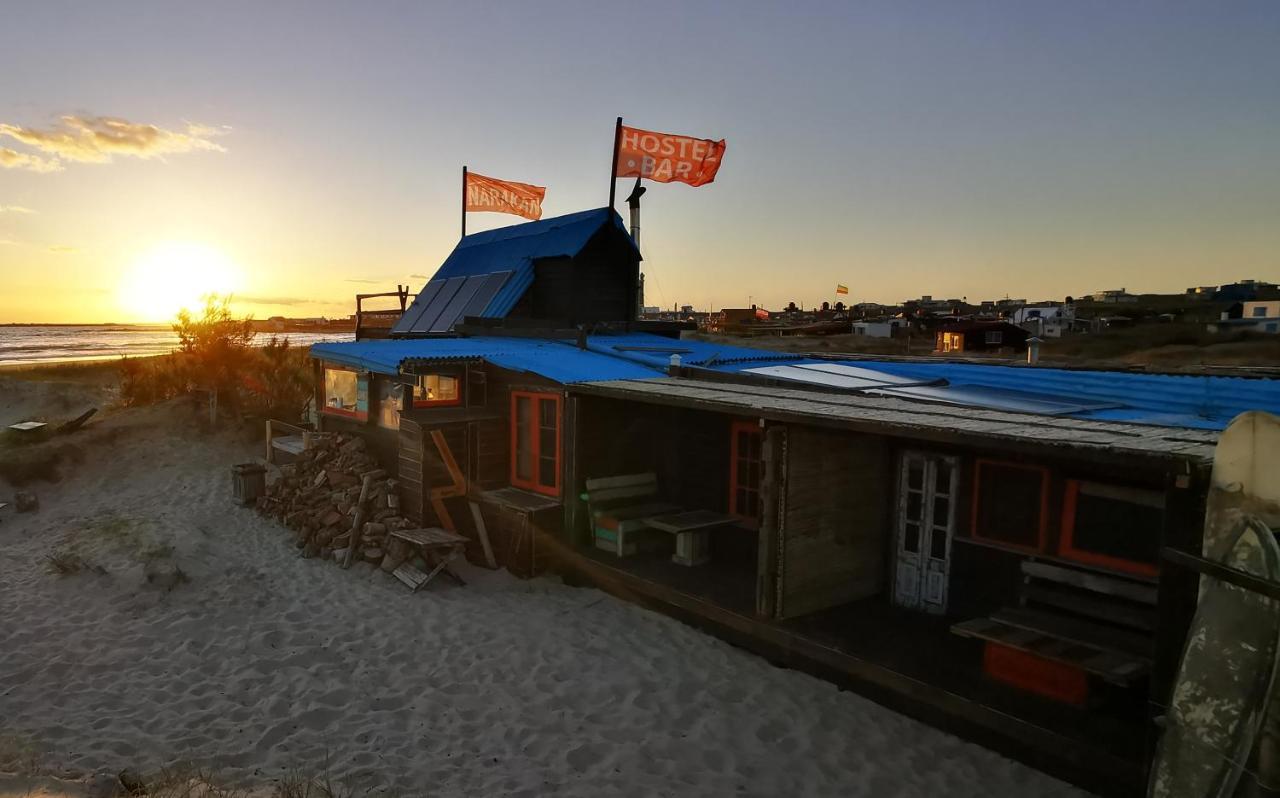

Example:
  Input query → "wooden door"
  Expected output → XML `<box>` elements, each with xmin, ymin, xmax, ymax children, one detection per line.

<box><xmin>893</xmin><ymin>451</ymin><xmax>959</xmax><ymax>614</ymax></box>
<box><xmin>775</xmin><ymin>429</ymin><xmax>888</xmax><ymax>619</ymax></box>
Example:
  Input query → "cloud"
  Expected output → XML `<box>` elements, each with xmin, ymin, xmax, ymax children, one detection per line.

<box><xmin>409</xmin><ymin>273</ymin><xmax>430</xmax><ymax>279</ymax></box>
<box><xmin>0</xmin><ymin>146</ymin><xmax>62</xmax><ymax>172</ymax></box>
<box><xmin>48</xmin><ymin>245</ymin><xmax>79</xmax><ymax>253</ymax></box>
<box><xmin>0</xmin><ymin>239</ymin><xmax>19</xmax><ymax>246</ymax></box>
<box><xmin>0</xmin><ymin>115</ymin><xmax>228</xmax><ymax>169</ymax></box>
<box><xmin>0</xmin><ymin>205</ymin><xmax>35</xmax><ymax>214</ymax></box>
<box><xmin>345</xmin><ymin>278</ymin><xmax>382</xmax><ymax>284</ymax></box>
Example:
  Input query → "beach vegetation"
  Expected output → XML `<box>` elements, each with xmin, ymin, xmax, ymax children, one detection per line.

<box><xmin>43</xmin><ymin>549</ymin><xmax>88</xmax><ymax>576</ymax></box>
<box><xmin>119</xmin><ymin>295</ymin><xmax>313</xmax><ymax>421</ymax></box>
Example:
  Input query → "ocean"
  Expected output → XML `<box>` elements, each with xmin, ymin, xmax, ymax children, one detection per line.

<box><xmin>0</xmin><ymin>325</ymin><xmax>353</xmax><ymax>367</ymax></box>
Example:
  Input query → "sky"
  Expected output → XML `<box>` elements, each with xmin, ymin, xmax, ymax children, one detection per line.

<box><xmin>1</xmin><ymin>0</ymin><xmax>1277</xmax><ymax>323</ymax></box>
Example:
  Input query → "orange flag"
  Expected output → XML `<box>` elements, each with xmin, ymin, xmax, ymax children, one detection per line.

<box><xmin>465</xmin><ymin>171</ymin><xmax>545</xmax><ymax>220</ymax></box>
<box><xmin>616</xmin><ymin>124</ymin><xmax>726</xmax><ymax>187</ymax></box>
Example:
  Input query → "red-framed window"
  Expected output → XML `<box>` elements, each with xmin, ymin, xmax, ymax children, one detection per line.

<box><xmin>1058</xmin><ymin>479</ymin><xmax>1162</xmax><ymax>577</ymax></box>
<box><xmin>322</xmin><ymin>366</ymin><xmax>367</xmax><ymax>421</ymax></box>
<box><xmin>510</xmin><ymin>391</ymin><xmax>561</xmax><ymax>497</ymax></box>
<box><xmin>411</xmin><ymin>373</ymin><xmax>461</xmax><ymax>408</ymax></box>
<box><xmin>729</xmin><ymin>420</ymin><xmax>763</xmax><ymax>526</ymax></box>
<box><xmin>969</xmin><ymin>459</ymin><xmax>1049</xmax><ymax>553</ymax></box>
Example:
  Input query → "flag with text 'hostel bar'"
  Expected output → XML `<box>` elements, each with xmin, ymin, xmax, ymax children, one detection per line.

<box><xmin>465</xmin><ymin>171</ymin><xmax>545</xmax><ymax>220</ymax></box>
<box><xmin>616</xmin><ymin>125</ymin><xmax>726</xmax><ymax>187</ymax></box>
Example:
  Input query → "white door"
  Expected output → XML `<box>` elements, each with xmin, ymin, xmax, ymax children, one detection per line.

<box><xmin>893</xmin><ymin>452</ymin><xmax>959</xmax><ymax>614</ymax></box>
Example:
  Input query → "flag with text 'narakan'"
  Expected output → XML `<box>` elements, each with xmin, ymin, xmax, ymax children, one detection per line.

<box><xmin>836</xmin><ymin>284</ymin><xmax>849</xmax><ymax>295</ymax></box>
<box><xmin>465</xmin><ymin>171</ymin><xmax>545</xmax><ymax>220</ymax></box>
<box><xmin>616</xmin><ymin>125</ymin><xmax>726</xmax><ymax>187</ymax></box>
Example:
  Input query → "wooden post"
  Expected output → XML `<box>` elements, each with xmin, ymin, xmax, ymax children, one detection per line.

<box><xmin>342</xmin><ymin>474</ymin><xmax>376</xmax><ymax>569</ymax></box>
<box><xmin>470</xmin><ymin>501</ymin><xmax>497</xmax><ymax>569</ymax></box>
<box><xmin>461</xmin><ymin>165</ymin><xmax>468</xmax><ymax>239</ymax></box>
<box><xmin>265</xmin><ymin>419</ymin><xmax>273</xmax><ymax>464</ymax></box>
<box><xmin>562</xmin><ymin>395</ymin><xmax>582</xmax><ymax>546</ymax></box>
<box><xmin>756</xmin><ymin>424</ymin><xmax>785</xmax><ymax>619</ymax></box>
<box><xmin>608</xmin><ymin>117</ymin><xmax>622</xmax><ymax>209</ymax></box>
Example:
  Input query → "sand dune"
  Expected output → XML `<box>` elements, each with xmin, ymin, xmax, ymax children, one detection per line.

<box><xmin>0</xmin><ymin>400</ymin><xmax>1088</xmax><ymax>797</ymax></box>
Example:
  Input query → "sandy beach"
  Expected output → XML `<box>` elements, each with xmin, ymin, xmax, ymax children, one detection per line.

<box><xmin>0</xmin><ymin>369</ymin><xmax>1087</xmax><ymax>797</ymax></box>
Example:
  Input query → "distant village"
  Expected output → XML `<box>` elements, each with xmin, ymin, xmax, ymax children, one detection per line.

<box><xmin>640</xmin><ymin>277</ymin><xmax>1280</xmax><ymax>353</ymax></box>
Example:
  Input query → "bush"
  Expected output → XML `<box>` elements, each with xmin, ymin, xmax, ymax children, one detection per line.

<box><xmin>119</xmin><ymin>296</ymin><xmax>313</xmax><ymax>420</ymax></box>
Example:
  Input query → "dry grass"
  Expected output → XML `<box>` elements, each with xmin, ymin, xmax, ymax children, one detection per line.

<box><xmin>43</xmin><ymin>550</ymin><xmax>89</xmax><ymax>576</ymax></box>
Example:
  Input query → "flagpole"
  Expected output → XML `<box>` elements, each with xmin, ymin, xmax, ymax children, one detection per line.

<box><xmin>608</xmin><ymin>116</ymin><xmax>622</xmax><ymax>209</ymax></box>
<box><xmin>461</xmin><ymin>165</ymin><xmax>467</xmax><ymax>239</ymax></box>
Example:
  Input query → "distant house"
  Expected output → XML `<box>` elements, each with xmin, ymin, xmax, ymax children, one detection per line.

<box><xmin>1091</xmin><ymin>289</ymin><xmax>1138</xmax><ymax>304</ymax></box>
<box><xmin>851</xmin><ymin>320</ymin><xmax>902</xmax><ymax>338</ymax></box>
<box><xmin>1210</xmin><ymin>299</ymin><xmax>1280</xmax><ymax>334</ymax></box>
<box><xmin>1216</xmin><ymin>279</ymin><xmax>1279</xmax><ymax>302</ymax></box>
<box><xmin>935</xmin><ymin>321</ymin><xmax>1029</xmax><ymax>353</ymax></box>
<box><xmin>1013</xmin><ymin>304</ymin><xmax>1074</xmax><ymax>338</ymax></box>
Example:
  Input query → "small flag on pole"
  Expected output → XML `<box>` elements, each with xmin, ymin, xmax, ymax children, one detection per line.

<box><xmin>754</xmin><ymin>307</ymin><xmax>770</xmax><ymax>320</ymax></box>
<box><xmin>465</xmin><ymin>171</ymin><xmax>545</xmax><ymax>221</ymax></box>
<box><xmin>615</xmin><ymin>124</ymin><xmax>726</xmax><ymax>187</ymax></box>
<box><xmin>836</xmin><ymin>284</ymin><xmax>849</xmax><ymax>295</ymax></box>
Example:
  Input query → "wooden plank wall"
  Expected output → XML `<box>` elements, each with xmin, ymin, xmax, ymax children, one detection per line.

<box><xmin>397</xmin><ymin>417</ymin><xmax>424</xmax><ymax>525</ymax></box>
<box><xmin>778</xmin><ymin>428</ymin><xmax>889</xmax><ymax>619</ymax></box>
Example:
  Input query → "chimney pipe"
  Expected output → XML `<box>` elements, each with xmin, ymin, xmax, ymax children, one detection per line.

<box><xmin>1027</xmin><ymin>336</ymin><xmax>1042</xmax><ymax>365</ymax></box>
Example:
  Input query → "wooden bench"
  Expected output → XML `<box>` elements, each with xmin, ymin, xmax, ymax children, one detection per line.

<box><xmin>952</xmin><ymin>559</ymin><xmax>1157</xmax><ymax>703</ymax></box>
<box><xmin>388</xmin><ymin>527</ymin><xmax>469</xmax><ymax>592</ymax></box>
<box><xmin>581</xmin><ymin>473</ymin><xmax>680</xmax><ymax>557</ymax></box>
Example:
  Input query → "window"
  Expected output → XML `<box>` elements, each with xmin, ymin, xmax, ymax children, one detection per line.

<box><xmin>1253</xmin><ymin>306</ymin><xmax>1268</xmax><ymax>317</ymax></box>
<box><xmin>510</xmin><ymin>391</ymin><xmax>561</xmax><ymax>496</ymax></box>
<box><xmin>970</xmin><ymin>459</ymin><xmax>1049</xmax><ymax>552</ymax></box>
<box><xmin>412</xmin><ymin>373</ymin><xmax>460</xmax><ymax>407</ymax></box>
<box><xmin>323</xmin><ymin>367</ymin><xmax>365</xmax><ymax>420</ymax></box>
<box><xmin>1059</xmin><ymin>480</ymin><xmax>1162</xmax><ymax>576</ymax></box>
<box><xmin>377</xmin><ymin>379</ymin><xmax>401</xmax><ymax>430</ymax></box>
<box><xmin>729</xmin><ymin>420</ymin><xmax>763</xmax><ymax>524</ymax></box>
<box><xmin>984</xmin><ymin>330</ymin><xmax>1004</xmax><ymax>344</ymax></box>
<box><xmin>1268</xmin><ymin>323</ymin><xmax>1279</xmax><ymax>334</ymax></box>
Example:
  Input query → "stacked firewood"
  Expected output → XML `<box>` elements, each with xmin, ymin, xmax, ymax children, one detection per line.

<box><xmin>255</xmin><ymin>433</ymin><xmax>413</xmax><ymax>569</ymax></box>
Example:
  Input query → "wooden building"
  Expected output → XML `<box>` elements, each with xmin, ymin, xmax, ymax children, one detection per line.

<box><xmin>307</xmin><ymin>206</ymin><xmax>1280</xmax><ymax>796</ymax></box>
<box><xmin>936</xmin><ymin>320</ymin><xmax>1031</xmax><ymax>353</ymax></box>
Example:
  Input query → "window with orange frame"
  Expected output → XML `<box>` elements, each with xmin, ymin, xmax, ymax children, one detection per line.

<box><xmin>510</xmin><ymin>391</ymin><xmax>561</xmax><ymax>497</ymax></box>
<box><xmin>969</xmin><ymin>459</ymin><xmax>1049</xmax><ymax>553</ymax></box>
<box><xmin>1058</xmin><ymin>479</ymin><xmax>1162</xmax><ymax>577</ymax></box>
<box><xmin>411</xmin><ymin>373</ymin><xmax>461</xmax><ymax>408</ymax></box>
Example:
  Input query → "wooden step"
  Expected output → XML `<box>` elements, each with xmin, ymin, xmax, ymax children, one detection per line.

<box><xmin>392</xmin><ymin>562</ymin><xmax>430</xmax><ymax>591</ymax></box>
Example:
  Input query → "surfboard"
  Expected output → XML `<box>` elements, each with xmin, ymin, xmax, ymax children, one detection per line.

<box><xmin>1150</xmin><ymin>411</ymin><xmax>1280</xmax><ymax>798</ymax></box>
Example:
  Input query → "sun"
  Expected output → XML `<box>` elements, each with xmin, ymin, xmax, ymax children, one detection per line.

<box><xmin>118</xmin><ymin>242</ymin><xmax>243</xmax><ymax>322</ymax></box>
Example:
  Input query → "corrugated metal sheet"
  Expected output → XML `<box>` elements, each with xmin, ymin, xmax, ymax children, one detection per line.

<box><xmin>585</xmin><ymin>333</ymin><xmax>798</xmax><ymax>368</ymax></box>
<box><xmin>310</xmin><ymin>337</ymin><xmax>660</xmax><ymax>384</ymax></box>
<box><xmin>392</xmin><ymin>208</ymin><xmax>634</xmax><ymax>335</ymax></box>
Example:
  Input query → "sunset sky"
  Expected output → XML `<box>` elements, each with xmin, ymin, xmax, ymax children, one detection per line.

<box><xmin>1</xmin><ymin>1</ymin><xmax>1277</xmax><ymax>323</ymax></box>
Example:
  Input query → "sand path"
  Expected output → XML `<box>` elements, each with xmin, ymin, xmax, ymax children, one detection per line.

<box><xmin>0</xmin><ymin>405</ymin><xmax>1088</xmax><ymax>796</ymax></box>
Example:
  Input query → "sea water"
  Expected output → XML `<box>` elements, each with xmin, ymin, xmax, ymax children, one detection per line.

<box><xmin>0</xmin><ymin>325</ymin><xmax>352</xmax><ymax>366</ymax></box>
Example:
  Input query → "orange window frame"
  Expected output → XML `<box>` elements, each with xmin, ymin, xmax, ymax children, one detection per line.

<box><xmin>1057</xmin><ymin>480</ymin><xmax>1160</xmax><ymax>577</ymax></box>
<box><xmin>969</xmin><ymin>458</ymin><xmax>1050</xmax><ymax>553</ymax></box>
<box><xmin>728</xmin><ymin>420</ymin><xmax>763</xmax><ymax>527</ymax></box>
<box><xmin>509</xmin><ymin>391</ymin><xmax>562</xmax><ymax>497</ymax></box>
<box><xmin>410</xmin><ymin>372</ymin><xmax>462</xmax><ymax>408</ymax></box>
<box><xmin>322</xmin><ymin>366</ymin><xmax>367</xmax><ymax>421</ymax></box>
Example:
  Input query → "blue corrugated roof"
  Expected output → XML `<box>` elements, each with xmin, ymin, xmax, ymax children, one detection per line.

<box><xmin>313</xmin><ymin>333</ymin><xmax>1280</xmax><ymax>430</ymax></box>
<box><xmin>310</xmin><ymin>336</ymin><xmax>660</xmax><ymax>384</ymax></box>
<box><xmin>393</xmin><ymin>209</ymin><xmax>636</xmax><ymax>335</ymax></box>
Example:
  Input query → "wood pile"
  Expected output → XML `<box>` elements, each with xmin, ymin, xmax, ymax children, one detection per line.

<box><xmin>255</xmin><ymin>433</ymin><xmax>414</xmax><ymax>572</ymax></box>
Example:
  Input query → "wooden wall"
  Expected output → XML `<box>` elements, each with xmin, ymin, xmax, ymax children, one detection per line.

<box><xmin>777</xmin><ymin>427</ymin><xmax>890</xmax><ymax>619</ymax></box>
<box><xmin>515</xmin><ymin>226</ymin><xmax>638</xmax><ymax>325</ymax></box>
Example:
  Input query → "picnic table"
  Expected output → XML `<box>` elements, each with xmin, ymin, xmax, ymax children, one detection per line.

<box><xmin>388</xmin><ymin>527</ymin><xmax>469</xmax><ymax>592</ymax></box>
<box><xmin>644</xmin><ymin>509</ymin><xmax>739</xmax><ymax>567</ymax></box>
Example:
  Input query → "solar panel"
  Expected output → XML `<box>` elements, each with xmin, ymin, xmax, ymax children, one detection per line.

<box><xmin>412</xmin><ymin>276</ymin><xmax>467</xmax><ymax>333</ymax></box>
<box><xmin>392</xmin><ymin>280</ymin><xmax>446</xmax><ymax>334</ymax></box>
<box><xmin>458</xmin><ymin>271</ymin><xmax>510</xmax><ymax>319</ymax></box>
<box><xmin>429</xmin><ymin>276</ymin><xmax>487</xmax><ymax>333</ymax></box>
